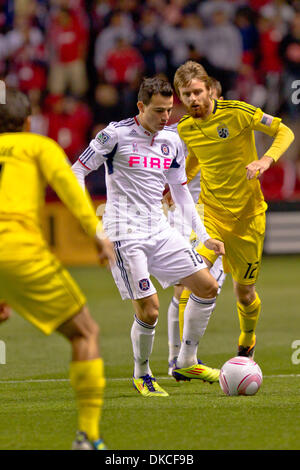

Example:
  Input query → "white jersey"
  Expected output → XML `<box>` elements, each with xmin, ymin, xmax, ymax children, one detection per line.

<box><xmin>75</xmin><ymin>116</ymin><xmax>187</xmax><ymax>241</ymax></box>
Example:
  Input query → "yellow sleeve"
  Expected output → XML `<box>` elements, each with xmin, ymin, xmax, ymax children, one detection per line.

<box><xmin>264</xmin><ymin>122</ymin><xmax>295</xmax><ymax>162</ymax></box>
<box><xmin>38</xmin><ymin>138</ymin><xmax>102</xmax><ymax>238</ymax></box>
<box><xmin>251</xmin><ymin>108</ymin><xmax>281</xmax><ymax>137</ymax></box>
<box><xmin>185</xmin><ymin>149</ymin><xmax>201</xmax><ymax>184</ymax></box>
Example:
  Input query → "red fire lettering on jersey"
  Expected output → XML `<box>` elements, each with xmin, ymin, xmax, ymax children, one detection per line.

<box><xmin>164</xmin><ymin>158</ymin><xmax>172</xmax><ymax>169</ymax></box>
<box><xmin>128</xmin><ymin>156</ymin><xmax>173</xmax><ymax>169</ymax></box>
<box><xmin>129</xmin><ymin>156</ymin><xmax>140</xmax><ymax>167</ymax></box>
<box><xmin>150</xmin><ymin>158</ymin><xmax>160</xmax><ymax>168</ymax></box>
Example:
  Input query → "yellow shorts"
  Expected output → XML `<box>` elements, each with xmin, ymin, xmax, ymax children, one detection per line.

<box><xmin>0</xmin><ymin>245</ymin><xmax>86</xmax><ymax>335</ymax></box>
<box><xmin>194</xmin><ymin>212</ymin><xmax>266</xmax><ymax>285</ymax></box>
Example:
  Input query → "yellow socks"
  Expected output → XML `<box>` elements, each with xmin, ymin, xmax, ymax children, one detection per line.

<box><xmin>179</xmin><ymin>289</ymin><xmax>191</xmax><ymax>341</ymax></box>
<box><xmin>237</xmin><ymin>293</ymin><xmax>261</xmax><ymax>347</ymax></box>
<box><xmin>180</xmin><ymin>289</ymin><xmax>261</xmax><ymax>349</ymax></box>
<box><xmin>70</xmin><ymin>358</ymin><xmax>106</xmax><ymax>442</ymax></box>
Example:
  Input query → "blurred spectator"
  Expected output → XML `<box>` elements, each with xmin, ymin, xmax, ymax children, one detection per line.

<box><xmin>259</xmin><ymin>0</ymin><xmax>295</xmax><ymax>35</ymax></box>
<box><xmin>46</xmin><ymin>4</ymin><xmax>89</xmax><ymax>96</ymax></box>
<box><xmin>91</xmin><ymin>0</ymin><xmax>112</xmax><ymax>32</ymax></box>
<box><xmin>256</xmin><ymin>11</ymin><xmax>283</xmax><ymax>114</ymax></box>
<box><xmin>201</xmin><ymin>8</ymin><xmax>243</xmax><ymax>97</ymax></box>
<box><xmin>279</xmin><ymin>11</ymin><xmax>300</xmax><ymax>116</ymax></box>
<box><xmin>102</xmin><ymin>37</ymin><xmax>145</xmax><ymax>88</ymax></box>
<box><xmin>44</xmin><ymin>94</ymin><xmax>92</xmax><ymax>163</ymax></box>
<box><xmin>94</xmin><ymin>11</ymin><xmax>135</xmax><ymax>75</ymax></box>
<box><xmin>135</xmin><ymin>8</ymin><xmax>168</xmax><ymax>76</ymax></box>
<box><xmin>28</xmin><ymin>88</ymin><xmax>48</xmax><ymax>135</ymax></box>
<box><xmin>5</xmin><ymin>13</ymin><xmax>47</xmax><ymax>91</ymax></box>
<box><xmin>159</xmin><ymin>12</ymin><xmax>205</xmax><ymax>77</ymax></box>
<box><xmin>278</xmin><ymin>11</ymin><xmax>300</xmax><ymax>163</ymax></box>
<box><xmin>198</xmin><ymin>0</ymin><xmax>235</xmax><ymax>24</ymax></box>
<box><xmin>91</xmin><ymin>82</ymin><xmax>122</xmax><ymax>129</ymax></box>
<box><xmin>234</xmin><ymin>6</ymin><xmax>259</xmax><ymax>67</ymax></box>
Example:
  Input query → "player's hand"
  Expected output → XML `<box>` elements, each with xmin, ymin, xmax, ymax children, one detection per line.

<box><xmin>0</xmin><ymin>303</ymin><xmax>11</xmax><ymax>323</ymax></box>
<box><xmin>162</xmin><ymin>190</ymin><xmax>174</xmax><ymax>208</ymax></box>
<box><xmin>204</xmin><ymin>238</ymin><xmax>225</xmax><ymax>256</ymax></box>
<box><xmin>95</xmin><ymin>235</ymin><xmax>116</xmax><ymax>267</ymax></box>
<box><xmin>246</xmin><ymin>156</ymin><xmax>274</xmax><ymax>180</ymax></box>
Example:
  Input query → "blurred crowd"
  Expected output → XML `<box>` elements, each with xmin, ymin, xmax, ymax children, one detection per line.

<box><xmin>1</xmin><ymin>0</ymin><xmax>300</xmax><ymax>199</ymax></box>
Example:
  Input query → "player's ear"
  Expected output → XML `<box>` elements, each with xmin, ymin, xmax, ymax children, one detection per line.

<box><xmin>24</xmin><ymin>116</ymin><xmax>31</xmax><ymax>132</ymax></box>
<box><xmin>137</xmin><ymin>101</ymin><xmax>145</xmax><ymax>114</ymax></box>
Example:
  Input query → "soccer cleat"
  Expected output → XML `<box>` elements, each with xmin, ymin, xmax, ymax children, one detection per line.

<box><xmin>133</xmin><ymin>374</ymin><xmax>169</xmax><ymax>397</ymax></box>
<box><xmin>72</xmin><ymin>431</ymin><xmax>107</xmax><ymax>450</ymax></box>
<box><xmin>168</xmin><ymin>357</ymin><xmax>178</xmax><ymax>376</ymax></box>
<box><xmin>238</xmin><ymin>340</ymin><xmax>256</xmax><ymax>358</ymax></box>
<box><xmin>172</xmin><ymin>359</ymin><xmax>220</xmax><ymax>383</ymax></box>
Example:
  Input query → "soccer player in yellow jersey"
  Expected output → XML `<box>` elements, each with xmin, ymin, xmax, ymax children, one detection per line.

<box><xmin>173</xmin><ymin>61</ymin><xmax>294</xmax><ymax>358</ymax></box>
<box><xmin>167</xmin><ymin>77</ymin><xmax>226</xmax><ymax>374</ymax></box>
<box><xmin>0</xmin><ymin>89</ymin><xmax>115</xmax><ymax>450</ymax></box>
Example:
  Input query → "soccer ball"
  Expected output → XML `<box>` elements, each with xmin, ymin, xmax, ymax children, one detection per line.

<box><xmin>219</xmin><ymin>356</ymin><xmax>263</xmax><ymax>396</ymax></box>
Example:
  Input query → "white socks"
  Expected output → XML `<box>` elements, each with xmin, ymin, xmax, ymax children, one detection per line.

<box><xmin>177</xmin><ymin>294</ymin><xmax>216</xmax><ymax>368</ymax></box>
<box><xmin>167</xmin><ymin>297</ymin><xmax>181</xmax><ymax>362</ymax></box>
<box><xmin>131</xmin><ymin>315</ymin><xmax>157</xmax><ymax>378</ymax></box>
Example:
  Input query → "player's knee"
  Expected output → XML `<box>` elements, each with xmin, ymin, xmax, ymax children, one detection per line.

<box><xmin>193</xmin><ymin>278</ymin><xmax>218</xmax><ymax>299</ymax></box>
<box><xmin>57</xmin><ymin>306</ymin><xmax>100</xmax><ymax>342</ymax></box>
<box><xmin>235</xmin><ymin>285</ymin><xmax>256</xmax><ymax>306</ymax></box>
<box><xmin>237</xmin><ymin>292</ymin><xmax>255</xmax><ymax>306</ymax></box>
<box><xmin>139</xmin><ymin>299</ymin><xmax>159</xmax><ymax>325</ymax></box>
<box><xmin>174</xmin><ymin>284</ymin><xmax>184</xmax><ymax>300</ymax></box>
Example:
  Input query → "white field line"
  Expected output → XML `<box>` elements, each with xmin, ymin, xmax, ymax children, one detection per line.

<box><xmin>0</xmin><ymin>374</ymin><xmax>299</xmax><ymax>384</ymax></box>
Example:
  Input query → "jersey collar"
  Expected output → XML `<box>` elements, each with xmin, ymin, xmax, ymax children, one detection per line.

<box><xmin>134</xmin><ymin>116</ymin><xmax>158</xmax><ymax>138</ymax></box>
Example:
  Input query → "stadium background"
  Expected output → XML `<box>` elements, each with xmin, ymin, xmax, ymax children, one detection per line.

<box><xmin>1</xmin><ymin>0</ymin><xmax>300</xmax><ymax>262</ymax></box>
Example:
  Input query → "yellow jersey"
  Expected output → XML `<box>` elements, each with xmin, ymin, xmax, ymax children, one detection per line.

<box><xmin>0</xmin><ymin>132</ymin><xmax>101</xmax><ymax>249</ymax></box>
<box><xmin>178</xmin><ymin>99</ymin><xmax>281</xmax><ymax>223</ymax></box>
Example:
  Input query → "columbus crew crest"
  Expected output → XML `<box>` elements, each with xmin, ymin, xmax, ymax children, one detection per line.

<box><xmin>217</xmin><ymin>124</ymin><xmax>229</xmax><ymax>139</ymax></box>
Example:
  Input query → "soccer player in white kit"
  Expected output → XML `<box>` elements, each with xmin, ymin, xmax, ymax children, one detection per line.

<box><xmin>72</xmin><ymin>77</ymin><xmax>225</xmax><ymax>397</ymax></box>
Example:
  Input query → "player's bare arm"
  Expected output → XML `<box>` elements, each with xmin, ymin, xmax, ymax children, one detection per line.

<box><xmin>169</xmin><ymin>183</ymin><xmax>225</xmax><ymax>256</ymax></box>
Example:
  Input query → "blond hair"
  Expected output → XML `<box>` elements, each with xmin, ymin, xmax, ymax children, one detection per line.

<box><xmin>173</xmin><ymin>61</ymin><xmax>210</xmax><ymax>97</ymax></box>
<box><xmin>209</xmin><ymin>77</ymin><xmax>222</xmax><ymax>99</ymax></box>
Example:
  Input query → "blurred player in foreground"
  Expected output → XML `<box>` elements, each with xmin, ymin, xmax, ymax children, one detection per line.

<box><xmin>72</xmin><ymin>77</ymin><xmax>225</xmax><ymax>397</ymax></box>
<box><xmin>0</xmin><ymin>89</ymin><xmax>115</xmax><ymax>450</ymax></box>
<box><xmin>173</xmin><ymin>61</ymin><xmax>294</xmax><ymax>359</ymax></box>
<box><xmin>167</xmin><ymin>76</ymin><xmax>226</xmax><ymax>375</ymax></box>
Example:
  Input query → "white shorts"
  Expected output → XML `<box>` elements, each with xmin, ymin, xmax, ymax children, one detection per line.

<box><xmin>111</xmin><ymin>227</ymin><xmax>207</xmax><ymax>300</ymax></box>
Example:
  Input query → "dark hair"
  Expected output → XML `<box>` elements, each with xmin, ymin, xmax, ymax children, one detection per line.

<box><xmin>138</xmin><ymin>77</ymin><xmax>173</xmax><ymax>105</ymax></box>
<box><xmin>0</xmin><ymin>88</ymin><xmax>31</xmax><ymax>133</ymax></box>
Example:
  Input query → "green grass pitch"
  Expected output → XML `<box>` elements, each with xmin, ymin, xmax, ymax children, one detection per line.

<box><xmin>0</xmin><ymin>255</ymin><xmax>299</xmax><ymax>450</ymax></box>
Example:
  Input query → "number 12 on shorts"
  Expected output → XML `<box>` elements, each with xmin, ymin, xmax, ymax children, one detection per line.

<box><xmin>244</xmin><ymin>261</ymin><xmax>259</xmax><ymax>280</ymax></box>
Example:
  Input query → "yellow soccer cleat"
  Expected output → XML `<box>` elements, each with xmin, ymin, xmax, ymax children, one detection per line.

<box><xmin>172</xmin><ymin>360</ymin><xmax>220</xmax><ymax>383</ymax></box>
<box><xmin>133</xmin><ymin>374</ymin><xmax>169</xmax><ymax>397</ymax></box>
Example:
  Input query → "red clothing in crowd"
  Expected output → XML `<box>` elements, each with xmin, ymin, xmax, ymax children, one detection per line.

<box><xmin>44</xmin><ymin>96</ymin><xmax>92</xmax><ymax>163</ymax></box>
<box><xmin>104</xmin><ymin>44</ymin><xmax>144</xmax><ymax>85</ymax></box>
<box><xmin>47</xmin><ymin>9</ymin><xmax>88</xmax><ymax>63</ymax></box>
<box><xmin>259</xmin><ymin>28</ymin><xmax>282</xmax><ymax>73</ymax></box>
